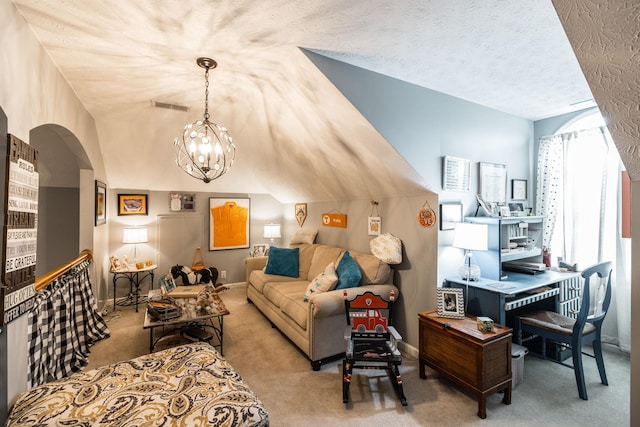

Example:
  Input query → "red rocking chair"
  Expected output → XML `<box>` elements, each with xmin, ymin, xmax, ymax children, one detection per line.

<box><xmin>342</xmin><ymin>290</ymin><xmax>407</xmax><ymax>406</ymax></box>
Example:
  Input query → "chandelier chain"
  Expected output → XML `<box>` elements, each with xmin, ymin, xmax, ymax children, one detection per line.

<box><xmin>204</xmin><ymin>66</ymin><xmax>210</xmax><ymax>121</ymax></box>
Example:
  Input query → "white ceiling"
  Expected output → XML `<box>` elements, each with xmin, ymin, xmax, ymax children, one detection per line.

<box><xmin>12</xmin><ymin>0</ymin><xmax>617</xmax><ymax>201</ymax></box>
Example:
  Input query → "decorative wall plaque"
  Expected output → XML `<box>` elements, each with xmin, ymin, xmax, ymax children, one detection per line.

<box><xmin>2</xmin><ymin>134</ymin><xmax>39</xmax><ymax>325</ymax></box>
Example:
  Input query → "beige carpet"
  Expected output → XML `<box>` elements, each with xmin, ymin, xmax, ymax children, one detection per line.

<box><xmin>87</xmin><ymin>286</ymin><xmax>630</xmax><ymax>426</ymax></box>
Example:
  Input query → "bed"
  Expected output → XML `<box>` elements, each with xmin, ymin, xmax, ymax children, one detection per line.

<box><xmin>7</xmin><ymin>342</ymin><xmax>269</xmax><ymax>426</ymax></box>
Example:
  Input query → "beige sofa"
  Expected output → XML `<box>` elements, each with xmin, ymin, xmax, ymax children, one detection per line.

<box><xmin>245</xmin><ymin>243</ymin><xmax>399</xmax><ymax>370</ymax></box>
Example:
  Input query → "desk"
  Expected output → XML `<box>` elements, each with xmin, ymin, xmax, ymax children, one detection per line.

<box><xmin>444</xmin><ymin>270</ymin><xmax>581</xmax><ymax>328</ymax></box>
<box><xmin>111</xmin><ymin>264</ymin><xmax>157</xmax><ymax>312</ymax></box>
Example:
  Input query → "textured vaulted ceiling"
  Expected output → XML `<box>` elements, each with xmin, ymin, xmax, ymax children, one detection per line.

<box><xmin>11</xmin><ymin>0</ymin><xmax>639</xmax><ymax>200</ymax></box>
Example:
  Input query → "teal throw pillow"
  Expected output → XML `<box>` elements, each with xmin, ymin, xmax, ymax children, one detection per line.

<box><xmin>264</xmin><ymin>246</ymin><xmax>299</xmax><ymax>278</ymax></box>
<box><xmin>335</xmin><ymin>251</ymin><xmax>362</xmax><ymax>289</ymax></box>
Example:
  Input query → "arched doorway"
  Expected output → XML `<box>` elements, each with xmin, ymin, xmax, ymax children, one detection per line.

<box><xmin>30</xmin><ymin>124</ymin><xmax>92</xmax><ymax>276</ymax></box>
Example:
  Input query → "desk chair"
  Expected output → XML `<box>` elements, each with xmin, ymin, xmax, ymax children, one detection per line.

<box><xmin>342</xmin><ymin>290</ymin><xmax>407</xmax><ymax>406</ymax></box>
<box><xmin>516</xmin><ymin>261</ymin><xmax>612</xmax><ymax>400</ymax></box>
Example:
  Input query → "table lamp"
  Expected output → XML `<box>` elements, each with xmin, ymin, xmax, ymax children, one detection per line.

<box><xmin>122</xmin><ymin>226</ymin><xmax>148</xmax><ymax>262</ymax></box>
<box><xmin>452</xmin><ymin>222</ymin><xmax>488</xmax><ymax>281</ymax></box>
<box><xmin>263</xmin><ymin>223</ymin><xmax>281</xmax><ymax>245</ymax></box>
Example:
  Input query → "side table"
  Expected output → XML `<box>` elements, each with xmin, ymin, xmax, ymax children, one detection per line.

<box><xmin>418</xmin><ymin>310</ymin><xmax>512</xmax><ymax>419</ymax></box>
<box><xmin>111</xmin><ymin>264</ymin><xmax>157</xmax><ymax>312</ymax></box>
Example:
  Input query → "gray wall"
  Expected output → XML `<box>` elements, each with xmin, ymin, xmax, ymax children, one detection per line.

<box><xmin>283</xmin><ymin>192</ymin><xmax>438</xmax><ymax>351</ymax></box>
<box><xmin>307</xmin><ymin>51</ymin><xmax>533</xmax><ymax>282</ymax></box>
<box><xmin>36</xmin><ymin>187</ymin><xmax>80</xmax><ymax>276</ymax></box>
<box><xmin>106</xmin><ymin>190</ymin><xmax>283</xmax><ymax>303</ymax></box>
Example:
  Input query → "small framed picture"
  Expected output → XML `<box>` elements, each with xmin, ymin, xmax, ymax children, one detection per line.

<box><xmin>511</xmin><ymin>179</ymin><xmax>527</xmax><ymax>200</ymax></box>
<box><xmin>95</xmin><ymin>180</ymin><xmax>106</xmax><ymax>226</ymax></box>
<box><xmin>250</xmin><ymin>244</ymin><xmax>269</xmax><ymax>257</ymax></box>
<box><xmin>118</xmin><ymin>194</ymin><xmax>148</xmax><ymax>215</ymax></box>
<box><xmin>508</xmin><ymin>202</ymin><xmax>526</xmax><ymax>216</ymax></box>
<box><xmin>169</xmin><ymin>193</ymin><xmax>196</xmax><ymax>212</ymax></box>
<box><xmin>439</xmin><ymin>202</ymin><xmax>462</xmax><ymax>230</ymax></box>
<box><xmin>159</xmin><ymin>274</ymin><xmax>176</xmax><ymax>295</ymax></box>
<box><xmin>436</xmin><ymin>288</ymin><xmax>465</xmax><ymax>319</ymax></box>
<box><xmin>368</xmin><ymin>216</ymin><xmax>381</xmax><ymax>236</ymax></box>
<box><xmin>499</xmin><ymin>206</ymin><xmax>511</xmax><ymax>217</ymax></box>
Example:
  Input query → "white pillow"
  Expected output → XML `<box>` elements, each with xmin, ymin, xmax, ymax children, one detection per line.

<box><xmin>290</xmin><ymin>229</ymin><xmax>318</xmax><ymax>245</ymax></box>
<box><xmin>370</xmin><ymin>233</ymin><xmax>402</xmax><ymax>264</ymax></box>
<box><xmin>303</xmin><ymin>262</ymin><xmax>338</xmax><ymax>301</ymax></box>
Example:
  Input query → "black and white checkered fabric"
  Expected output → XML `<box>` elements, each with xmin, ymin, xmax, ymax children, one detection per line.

<box><xmin>27</xmin><ymin>260</ymin><xmax>110</xmax><ymax>387</ymax></box>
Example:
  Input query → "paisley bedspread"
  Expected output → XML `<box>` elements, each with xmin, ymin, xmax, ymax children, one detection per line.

<box><xmin>7</xmin><ymin>342</ymin><xmax>269</xmax><ymax>426</ymax></box>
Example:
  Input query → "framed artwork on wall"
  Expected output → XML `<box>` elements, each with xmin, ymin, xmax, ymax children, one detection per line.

<box><xmin>442</xmin><ymin>156</ymin><xmax>471</xmax><ymax>192</ymax></box>
<box><xmin>169</xmin><ymin>193</ymin><xmax>196</xmax><ymax>212</ymax></box>
<box><xmin>95</xmin><ymin>180</ymin><xmax>106</xmax><ymax>226</ymax></box>
<box><xmin>439</xmin><ymin>202</ymin><xmax>463</xmax><ymax>231</ymax></box>
<box><xmin>117</xmin><ymin>194</ymin><xmax>148</xmax><ymax>216</ymax></box>
<box><xmin>511</xmin><ymin>179</ymin><xmax>527</xmax><ymax>200</ymax></box>
<box><xmin>209</xmin><ymin>197</ymin><xmax>250</xmax><ymax>251</ymax></box>
<box><xmin>479</xmin><ymin>162</ymin><xmax>507</xmax><ymax>204</ymax></box>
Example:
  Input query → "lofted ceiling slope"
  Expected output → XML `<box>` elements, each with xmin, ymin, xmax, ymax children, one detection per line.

<box><xmin>12</xmin><ymin>0</ymin><xmax>638</xmax><ymax>200</ymax></box>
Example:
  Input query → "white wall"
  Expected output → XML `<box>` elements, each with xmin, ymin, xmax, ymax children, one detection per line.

<box><xmin>0</xmin><ymin>0</ymin><xmax>108</xmax><ymax>412</ymax></box>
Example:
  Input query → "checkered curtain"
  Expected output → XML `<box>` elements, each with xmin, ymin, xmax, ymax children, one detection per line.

<box><xmin>27</xmin><ymin>260</ymin><xmax>110</xmax><ymax>386</ymax></box>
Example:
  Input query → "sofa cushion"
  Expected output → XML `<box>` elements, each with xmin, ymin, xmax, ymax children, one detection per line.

<box><xmin>249</xmin><ymin>270</ymin><xmax>301</xmax><ymax>294</ymax></box>
<box><xmin>304</xmin><ymin>262</ymin><xmax>338</xmax><ymax>301</ymax></box>
<box><xmin>293</xmin><ymin>244</ymin><xmax>317</xmax><ymax>280</ymax></box>
<box><xmin>335</xmin><ymin>251</ymin><xmax>362</xmax><ymax>289</ymax></box>
<box><xmin>280</xmin><ymin>293</ymin><xmax>309</xmax><ymax>330</ymax></box>
<box><xmin>263</xmin><ymin>281</ymin><xmax>308</xmax><ymax>308</ymax></box>
<box><xmin>308</xmin><ymin>245</ymin><xmax>345</xmax><ymax>280</ymax></box>
<box><xmin>290</xmin><ymin>229</ymin><xmax>318</xmax><ymax>245</ymax></box>
<box><xmin>264</xmin><ymin>246</ymin><xmax>299</xmax><ymax>277</ymax></box>
<box><xmin>350</xmin><ymin>252</ymin><xmax>391</xmax><ymax>285</ymax></box>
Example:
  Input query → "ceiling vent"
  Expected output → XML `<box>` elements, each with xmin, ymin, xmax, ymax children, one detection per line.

<box><xmin>153</xmin><ymin>101</ymin><xmax>190</xmax><ymax>112</ymax></box>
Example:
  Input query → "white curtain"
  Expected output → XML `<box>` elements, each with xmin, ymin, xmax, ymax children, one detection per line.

<box><xmin>536</xmin><ymin>126</ymin><xmax>630</xmax><ymax>352</ymax></box>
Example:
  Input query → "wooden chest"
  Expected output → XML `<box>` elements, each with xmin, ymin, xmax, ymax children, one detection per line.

<box><xmin>418</xmin><ymin>310</ymin><xmax>512</xmax><ymax>419</ymax></box>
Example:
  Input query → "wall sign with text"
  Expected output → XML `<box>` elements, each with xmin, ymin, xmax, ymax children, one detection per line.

<box><xmin>321</xmin><ymin>212</ymin><xmax>347</xmax><ymax>228</ymax></box>
<box><xmin>1</xmin><ymin>134</ymin><xmax>39</xmax><ymax>326</ymax></box>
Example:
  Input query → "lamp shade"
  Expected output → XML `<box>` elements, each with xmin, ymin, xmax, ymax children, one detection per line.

<box><xmin>452</xmin><ymin>223</ymin><xmax>488</xmax><ymax>251</ymax></box>
<box><xmin>122</xmin><ymin>226</ymin><xmax>148</xmax><ymax>244</ymax></box>
<box><xmin>263</xmin><ymin>224</ymin><xmax>281</xmax><ymax>239</ymax></box>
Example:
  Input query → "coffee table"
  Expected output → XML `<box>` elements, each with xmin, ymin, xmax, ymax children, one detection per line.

<box><xmin>143</xmin><ymin>288</ymin><xmax>230</xmax><ymax>354</ymax></box>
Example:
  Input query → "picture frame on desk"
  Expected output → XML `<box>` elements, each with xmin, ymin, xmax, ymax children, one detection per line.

<box><xmin>436</xmin><ymin>288</ymin><xmax>465</xmax><ymax>319</ymax></box>
<box><xmin>508</xmin><ymin>201</ymin><xmax>526</xmax><ymax>216</ymax></box>
<box><xmin>250</xmin><ymin>244</ymin><xmax>269</xmax><ymax>257</ymax></box>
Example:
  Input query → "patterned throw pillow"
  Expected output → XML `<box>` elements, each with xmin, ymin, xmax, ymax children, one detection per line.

<box><xmin>369</xmin><ymin>233</ymin><xmax>402</xmax><ymax>264</ymax></box>
<box><xmin>304</xmin><ymin>262</ymin><xmax>338</xmax><ymax>301</ymax></box>
<box><xmin>335</xmin><ymin>251</ymin><xmax>362</xmax><ymax>289</ymax></box>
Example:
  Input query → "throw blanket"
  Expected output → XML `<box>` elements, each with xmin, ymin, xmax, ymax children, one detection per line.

<box><xmin>8</xmin><ymin>343</ymin><xmax>269</xmax><ymax>426</ymax></box>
